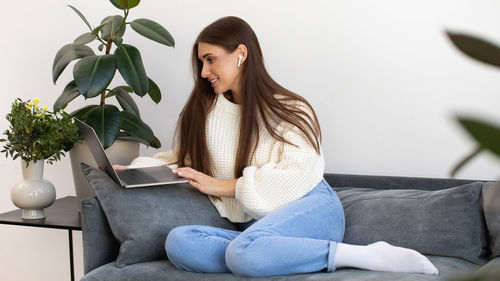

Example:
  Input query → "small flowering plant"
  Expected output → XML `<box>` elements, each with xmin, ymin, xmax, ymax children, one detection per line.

<box><xmin>0</xmin><ymin>98</ymin><xmax>81</xmax><ymax>166</ymax></box>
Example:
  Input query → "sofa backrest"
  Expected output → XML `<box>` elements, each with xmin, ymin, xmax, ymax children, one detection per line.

<box><xmin>324</xmin><ymin>173</ymin><xmax>484</xmax><ymax>191</ymax></box>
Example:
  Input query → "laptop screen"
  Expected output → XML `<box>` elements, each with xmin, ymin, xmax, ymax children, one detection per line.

<box><xmin>74</xmin><ymin>118</ymin><xmax>123</xmax><ymax>186</ymax></box>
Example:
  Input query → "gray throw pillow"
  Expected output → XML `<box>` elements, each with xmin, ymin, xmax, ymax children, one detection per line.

<box><xmin>334</xmin><ymin>182</ymin><xmax>489</xmax><ymax>264</ymax></box>
<box><xmin>483</xmin><ymin>182</ymin><xmax>500</xmax><ymax>258</ymax></box>
<box><xmin>80</xmin><ymin>163</ymin><xmax>238</xmax><ymax>267</ymax></box>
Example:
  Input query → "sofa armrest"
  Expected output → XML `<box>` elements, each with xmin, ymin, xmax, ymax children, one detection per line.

<box><xmin>81</xmin><ymin>197</ymin><xmax>120</xmax><ymax>274</ymax></box>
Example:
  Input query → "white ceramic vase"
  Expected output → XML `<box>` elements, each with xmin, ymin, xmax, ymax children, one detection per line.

<box><xmin>11</xmin><ymin>160</ymin><xmax>56</xmax><ymax>219</ymax></box>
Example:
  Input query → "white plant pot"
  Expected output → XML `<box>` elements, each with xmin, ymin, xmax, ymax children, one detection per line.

<box><xmin>69</xmin><ymin>140</ymin><xmax>140</xmax><ymax>210</ymax></box>
<box><xmin>11</xmin><ymin>160</ymin><xmax>56</xmax><ymax>219</ymax></box>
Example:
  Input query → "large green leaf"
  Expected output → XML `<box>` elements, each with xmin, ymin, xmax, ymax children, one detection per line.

<box><xmin>100</xmin><ymin>15</ymin><xmax>125</xmax><ymax>41</ymax></box>
<box><xmin>115</xmin><ymin>87</ymin><xmax>140</xmax><ymax>117</ymax></box>
<box><xmin>70</xmin><ymin>105</ymin><xmax>98</xmax><ymax>120</ymax></box>
<box><xmin>114</xmin><ymin>44</ymin><xmax>148</xmax><ymax>96</ymax></box>
<box><xmin>113</xmin><ymin>36</ymin><xmax>123</xmax><ymax>47</ymax></box>
<box><xmin>73</xmin><ymin>55</ymin><xmax>116</xmax><ymax>98</ymax></box>
<box><xmin>147</xmin><ymin>77</ymin><xmax>161</xmax><ymax>104</ymax></box>
<box><xmin>53</xmin><ymin>81</ymin><xmax>81</xmax><ymax>111</ymax></box>
<box><xmin>109</xmin><ymin>0</ymin><xmax>125</xmax><ymax>10</ymax></box>
<box><xmin>120</xmin><ymin>111</ymin><xmax>160</xmax><ymax>148</ymax></box>
<box><xmin>73</xmin><ymin>32</ymin><xmax>97</xmax><ymax>45</ymax></box>
<box><xmin>457</xmin><ymin>116</ymin><xmax>500</xmax><ymax>158</ymax></box>
<box><xmin>52</xmin><ymin>44</ymin><xmax>94</xmax><ymax>84</ymax></box>
<box><xmin>86</xmin><ymin>105</ymin><xmax>122</xmax><ymax>149</ymax></box>
<box><xmin>130</xmin><ymin>18</ymin><xmax>175</xmax><ymax>47</ymax></box>
<box><xmin>115</xmin><ymin>0</ymin><xmax>140</xmax><ymax>9</ymax></box>
<box><xmin>67</xmin><ymin>5</ymin><xmax>92</xmax><ymax>31</ymax></box>
<box><xmin>116</xmin><ymin>134</ymin><xmax>151</xmax><ymax>146</ymax></box>
<box><xmin>447</xmin><ymin>32</ymin><xmax>500</xmax><ymax>69</ymax></box>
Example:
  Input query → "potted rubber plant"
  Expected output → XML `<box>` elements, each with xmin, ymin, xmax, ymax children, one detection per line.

<box><xmin>52</xmin><ymin>0</ymin><xmax>175</xmax><ymax>204</ymax></box>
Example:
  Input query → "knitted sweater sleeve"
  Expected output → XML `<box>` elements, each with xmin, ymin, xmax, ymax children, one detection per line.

<box><xmin>234</xmin><ymin>124</ymin><xmax>325</xmax><ymax>220</ymax></box>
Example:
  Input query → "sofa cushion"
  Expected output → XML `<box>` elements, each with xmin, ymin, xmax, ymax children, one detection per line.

<box><xmin>80</xmin><ymin>256</ymin><xmax>479</xmax><ymax>281</ymax></box>
<box><xmin>483</xmin><ymin>182</ymin><xmax>500</xmax><ymax>258</ymax></box>
<box><xmin>80</xmin><ymin>163</ymin><xmax>238</xmax><ymax>267</ymax></box>
<box><xmin>333</xmin><ymin>182</ymin><xmax>489</xmax><ymax>264</ymax></box>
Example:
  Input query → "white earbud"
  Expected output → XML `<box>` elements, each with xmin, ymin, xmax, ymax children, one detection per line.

<box><xmin>237</xmin><ymin>54</ymin><xmax>243</xmax><ymax>68</ymax></box>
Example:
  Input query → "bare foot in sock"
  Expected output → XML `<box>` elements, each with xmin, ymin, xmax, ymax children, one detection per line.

<box><xmin>334</xmin><ymin>241</ymin><xmax>439</xmax><ymax>275</ymax></box>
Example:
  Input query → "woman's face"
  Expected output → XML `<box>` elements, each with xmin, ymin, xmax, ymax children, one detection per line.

<box><xmin>197</xmin><ymin>42</ymin><xmax>242</xmax><ymax>95</ymax></box>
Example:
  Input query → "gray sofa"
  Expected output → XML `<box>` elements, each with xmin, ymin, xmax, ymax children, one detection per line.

<box><xmin>80</xmin><ymin>169</ymin><xmax>500</xmax><ymax>281</ymax></box>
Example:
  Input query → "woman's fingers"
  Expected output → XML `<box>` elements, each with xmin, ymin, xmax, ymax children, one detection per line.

<box><xmin>113</xmin><ymin>164</ymin><xmax>128</xmax><ymax>170</ymax></box>
<box><xmin>173</xmin><ymin>167</ymin><xmax>199</xmax><ymax>181</ymax></box>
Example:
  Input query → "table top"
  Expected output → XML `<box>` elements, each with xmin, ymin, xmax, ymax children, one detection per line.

<box><xmin>0</xmin><ymin>196</ymin><xmax>81</xmax><ymax>230</ymax></box>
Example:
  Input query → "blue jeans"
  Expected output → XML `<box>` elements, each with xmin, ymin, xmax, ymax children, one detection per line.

<box><xmin>165</xmin><ymin>178</ymin><xmax>345</xmax><ymax>277</ymax></box>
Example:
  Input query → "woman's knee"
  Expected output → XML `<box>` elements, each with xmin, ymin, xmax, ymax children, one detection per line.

<box><xmin>165</xmin><ymin>225</ymin><xmax>196</xmax><ymax>261</ymax></box>
<box><xmin>225</xmin><ymin>236</ymin><xmax>268</xmax><ymax>277</ymax></box>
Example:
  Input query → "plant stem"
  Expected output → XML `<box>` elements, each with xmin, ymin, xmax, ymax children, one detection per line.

<box><xmin>113</xmin><ymin>9</ymin><xmax>129</xmax><ymax>38</ymax></box>
<box><xmin>99</xmin><ymin>38</ymin><xmax>113</xmax><ymax>106</ymax></box>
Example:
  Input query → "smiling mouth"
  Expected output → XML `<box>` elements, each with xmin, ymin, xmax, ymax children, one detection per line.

<box><xmin>210</xmin><ymin>78</ymin><xmax>218</xmax><ymax>85</ymax></box>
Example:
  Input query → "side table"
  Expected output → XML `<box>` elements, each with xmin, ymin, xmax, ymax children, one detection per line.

<box><xmin>0</xmin><ymin>196</ymin><xmax>82</xmax><ymax>281</ymax></box>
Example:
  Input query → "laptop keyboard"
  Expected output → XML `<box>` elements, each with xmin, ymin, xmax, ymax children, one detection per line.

<box><xmin>117</xmin><ymin>169</ymin><xmax>160</xmax><ymax>185</ymax></box>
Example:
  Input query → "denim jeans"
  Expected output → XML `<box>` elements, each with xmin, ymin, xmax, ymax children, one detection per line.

<box><xmin>165</xmin><ymin>178</ymin><xmax>345</xmax><ymax>277</ymax></box>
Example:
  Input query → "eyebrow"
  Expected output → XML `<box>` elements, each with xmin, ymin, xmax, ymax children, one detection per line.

<box><xmin>200</xmin><ymin>53</ymin><xmax>213</xmax><ymax>60</ymax></box>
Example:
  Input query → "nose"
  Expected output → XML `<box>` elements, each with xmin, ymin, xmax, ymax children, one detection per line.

<box><xmin>201</xmin><ymin>63</ymin><xmax>210</xmax><ymax>78</ymax></box>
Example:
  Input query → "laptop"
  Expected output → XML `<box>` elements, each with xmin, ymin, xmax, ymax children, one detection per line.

<box><xmin>74</xmin><ymin>118</ymin><xmax>189</xmax><ymax>188</ymax></box>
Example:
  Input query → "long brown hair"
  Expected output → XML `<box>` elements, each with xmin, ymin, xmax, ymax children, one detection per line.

<box><xmin>172</xmin><ymin>16</ymin><xmax>322</xmax><ymax>180</ymax></box>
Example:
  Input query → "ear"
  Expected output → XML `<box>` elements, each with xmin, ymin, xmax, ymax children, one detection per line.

<box><xmin>236</xmin><ymin>44</ymin><xmax>248</xmax><ymax>63</ymax></box>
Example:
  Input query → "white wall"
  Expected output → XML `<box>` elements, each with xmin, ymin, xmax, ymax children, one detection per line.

<box><xmin>1</xmin><ymin>0</ymin><xmax>500</xmax><ymax>280</ymax></box>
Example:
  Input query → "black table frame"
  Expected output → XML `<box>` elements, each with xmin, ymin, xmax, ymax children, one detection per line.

<box><xmin>0</xmin><ymin>196</ymin><xmax>82</xmax><ymax>281</ymax></box>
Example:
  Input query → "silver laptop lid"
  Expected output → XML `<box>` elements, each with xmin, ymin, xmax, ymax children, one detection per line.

<box><xmin>74</xmin><ymin>118</ymin><xmax>124</xmax><ymax>186</ymax></box>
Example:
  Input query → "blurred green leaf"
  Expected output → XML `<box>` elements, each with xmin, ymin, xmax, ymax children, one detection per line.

<box><xmin>100</xmin><ymin>15</ymin><xmax>125</xmax><ymax>41</ymax></box>
<box><xmin>147</xmin><ymin>77</ymin><xmax>161</xmax><ymax>103</ymax></box>
<box><xmin>73</xmin><ymin>55</ymin><xmax>116</xmax><ymax>98</ymax></box>
<box><xmin>114</xmin><ymin>44</ymin><xmax>148</xmax><ymax>96</ymax></box>
<box><xmin>130</xmin><ymin>18</ymin><xmax>175</xmax><ymax>47</ymax></box>
<box><xmin>86</xmin><ymin>105</ymin><xmax>122</xmax><ymax>149</ymax></box>
<box><xmin>53</xmin><ymin>81</ymin><xmax>81</xmax><ymax>111</ymax></box>
<box><xmin>447</xmin><ymin>31</ymin><xmax>500</xmax><ymax>69</ymax></box>
<box><xmin>457</xmin><ymin>116</ymin><xmax>500</xmax><ymax>158</ymax></box>
<box><xmin>52</xmin><ymin>44</ymin><xmax>94</xmax><ymax>84</ymax></box>
<box><xmin>450</xmin><ymin>146</ymin><xmax>483</xmax><ymax>177</ymax></box>
<box><xmin>67</xmin><ymin>5</ymin><xmax>92</xmax><ymax>31</ymax></box>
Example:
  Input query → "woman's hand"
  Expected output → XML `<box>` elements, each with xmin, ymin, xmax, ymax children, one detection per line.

<box><xmin>173</xmin><ymin>167</ymin><xmax>237</xmax><ymax>198</ymax></box>
<box><xmin>113</xmin><ymin>164</ymin><xmax>128</xmax><ymax>170</ymax></box>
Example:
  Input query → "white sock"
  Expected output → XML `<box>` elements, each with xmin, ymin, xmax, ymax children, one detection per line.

<box><xmin>333</xmin><ymin>241</ymin><xmax>439</xmax><ymax>275</ymax></box>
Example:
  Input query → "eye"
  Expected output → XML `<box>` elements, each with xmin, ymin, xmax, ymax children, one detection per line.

<box><xmin>207</xmin><ymin>57</ymin><xmax>215</xmax><ymax>64</ymax></box>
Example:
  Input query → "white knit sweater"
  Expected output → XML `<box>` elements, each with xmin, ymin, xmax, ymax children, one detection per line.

<box><xmin>129</xmin><ymin>93</ymin><xmax>325</xmax><ymax>223</ymax></box>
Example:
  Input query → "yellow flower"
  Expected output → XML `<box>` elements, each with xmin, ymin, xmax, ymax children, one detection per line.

<box><xmin>25</xmin><ymin>105</ymin><xmax>31</xmax><ymax>110</ymax></box>
<box><xmin>34</xmin><ymin>104</ymin><xmax>39</xmax><ymax>109</ymax></box>
<box><xmin>42</xmin><ymin>105</ymin><xmax>48</xmax><ymax>111</ymax></box>
<box><xmin>28</xmin><ymin>102</ymin><xmax>34</xmax><ymax>107</ymax></box>
<box><xmin>36</xmin><ymin>113</ymin><xmax>42</xmax><ymax>117</ymax></box>
<box><xmin>33</xmin><ymin>98</ymin><xmax>39</xmax><ymax>104</ymax></box>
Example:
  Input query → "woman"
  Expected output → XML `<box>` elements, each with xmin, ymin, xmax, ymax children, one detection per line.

<box><xmin>115</xmin><ymin>16</ymin><xmax>438</xmax><ymax>277</ymax></box>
